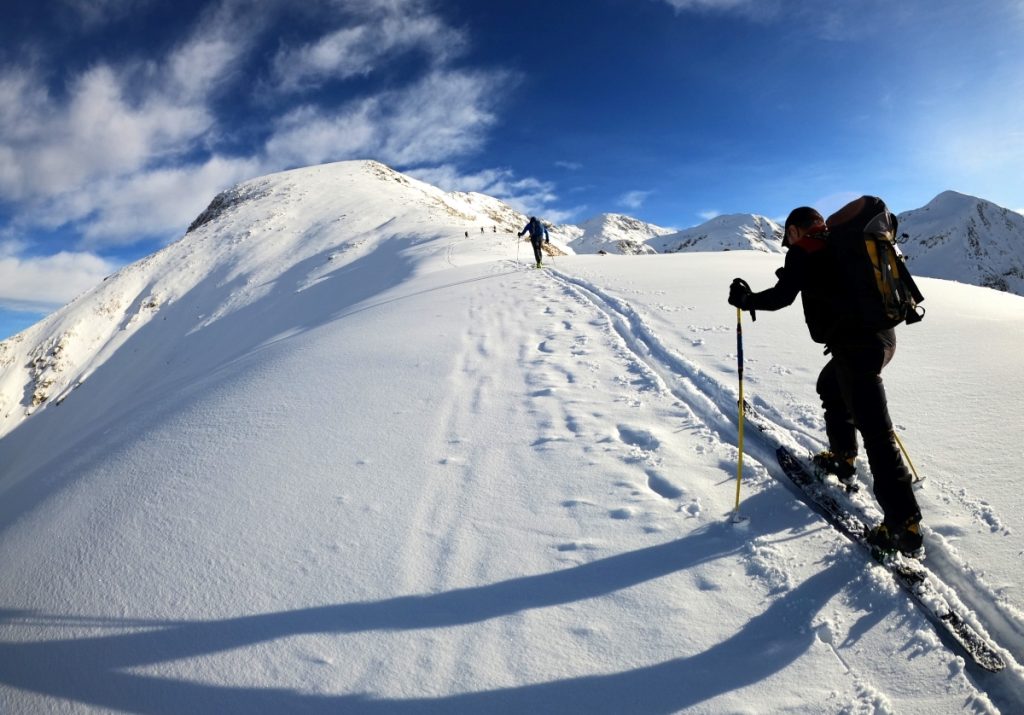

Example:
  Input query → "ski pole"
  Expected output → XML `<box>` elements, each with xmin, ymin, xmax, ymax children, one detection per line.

<box><xmin>733</xmin><ymin>306</ymin><xmax>746</xmax><ymax>518</ymax></box>
<box><xmin>893</xmin><ymin>432</ymin><xmax>922</xmax><ymax>483</ymax></box>
<box><xmin>731</xmin><ymin>280</ymin><xmax>755</xmax><ymax>521</ymax></box>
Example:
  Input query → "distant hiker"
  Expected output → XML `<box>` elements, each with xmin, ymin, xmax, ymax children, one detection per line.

<box><xmin>481</xmin><ymin>227</ymin><xmax>485</xmax><ymax>233</ymax></box>
<box><xmin>518</xmin><ymin>216</ymin><xmax>550</xmax><ymax>268</ymax></box>
<box><xmin>465</xmin><ymin>231</ymin><xmax>469</xmax><ymax>238</ymax></box>
<box><xmin>727</xmin><ymin>198</ymin><xmax>924</xmax><ymax>557</ymax></box>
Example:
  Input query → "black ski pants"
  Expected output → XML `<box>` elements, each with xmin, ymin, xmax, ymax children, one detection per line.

<box><xmin>530</xmin><ymin>237</ymin><xmax>544</xmax><ymax>264</ymax></box>
<box><xmin>816</xmin><ymin>340</ymin><xmax>921</xmax><ymax>528</ymax></box>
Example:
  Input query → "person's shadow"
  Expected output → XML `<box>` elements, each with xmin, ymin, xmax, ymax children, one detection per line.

<box><xmin>0</xmin><ymin>488</ymin><xmax>867</xmax><ymax>714</ymax></box>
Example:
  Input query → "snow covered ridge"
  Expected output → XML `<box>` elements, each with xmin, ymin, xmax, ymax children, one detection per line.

<box><xmin>0</xmin><ymin>160</ymin><xmax>552</xmax><ymax>440</ymax></box>
<box><xmin>897</xmin><ymin>191</ymin><xmax>1024</xmax><ymax>296</ymax></box>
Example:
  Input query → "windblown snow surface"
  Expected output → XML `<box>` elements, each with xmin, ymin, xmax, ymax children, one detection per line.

<box><xmin>1</xmin><ymin>161</ymin><xmax>1022</xmax><ymax>714</ymax></box>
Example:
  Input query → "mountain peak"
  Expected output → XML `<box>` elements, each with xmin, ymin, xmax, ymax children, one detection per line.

<box><xmin>899</xmin><ymin>191</ymin><xmax>1024</xmax><ymax>294</ymax></box>
<box><xmin>921</xmin><ymin>190</ymin><xmax>984</xmax><ymax>211</ymax></box>
<box><xmin>568</xmin><ymin>213</ymin><xmax>674</xmax><ymax>255</ymax></box>
<box><xmin>648</xmin><ymin>213</ymin><xmax>783</xmax><ymax>254</ymax></box>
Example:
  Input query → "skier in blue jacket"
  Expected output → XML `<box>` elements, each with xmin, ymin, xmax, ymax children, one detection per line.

<box><xmin>518</xmin><ymin>216</ymin><xmax>549</xmax><ymax>268</ymax></box>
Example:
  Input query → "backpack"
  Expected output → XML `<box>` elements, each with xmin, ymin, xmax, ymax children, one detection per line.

<box><xmin>528</xmin><ymin>217</ymin><xmax>545</xmax><ymax>239</ymax></box>
<box><xmin>825</xmin><ymin>196</ymin><xmax>925</xmax><ymax>334</ymax></box>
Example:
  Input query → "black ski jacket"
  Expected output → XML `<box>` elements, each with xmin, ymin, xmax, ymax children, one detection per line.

<box><xmin>746</xmin><ymin>233</ymin><xmax>894</xmax><ymax>349</ymax></box>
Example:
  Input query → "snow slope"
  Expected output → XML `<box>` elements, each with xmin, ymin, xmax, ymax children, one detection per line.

<box><xmin>898</xmin><ymin>191</ymin><xmax>1024</xmax><ymax>296</ymax></box>
<box><xmin>1</xmin><ymin>161</ymin><xmax>1023</xmax><ymax>714</ymax></box>
<box><xmin>648</xmin><ymin>213</ymin><xmax>784</xmax><ymax>254</ymax></box>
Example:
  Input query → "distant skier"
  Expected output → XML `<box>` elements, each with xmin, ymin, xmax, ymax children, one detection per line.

<box><xmin>727</xmin><ymin>199</ymin><xmax>923</xmax><ymax>556</ymax></box>
<box><xmin>518</xmin><ymin>216</ymin><xmax>549</xmax><ymax>268</ymax></box>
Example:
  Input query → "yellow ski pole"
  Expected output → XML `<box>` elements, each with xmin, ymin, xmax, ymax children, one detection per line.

<box><xmin>733</xmin><ymin>306</ymin><xmax>746</xmax><ymax>518</ymax></box>
<box><xmin>731</xmin><ymin>282</ymin><xmax>755</xmax><ymax>522</ymax></box>
<box><xmin>893</xmin><ymin>432</ymin><xmax>922</xmax><ymax>483</ymax></box>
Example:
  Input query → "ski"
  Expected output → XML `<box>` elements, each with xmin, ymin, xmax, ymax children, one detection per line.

<box><xmin>776</xmin><ymin>445</ymin><xmax>1006</xmax><ymax>673</ymax></box>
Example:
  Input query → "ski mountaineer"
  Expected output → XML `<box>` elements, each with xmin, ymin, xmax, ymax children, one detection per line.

<box><xmin>518</xmin><ymin>216</ymin><xmax>549</xmax><ymax>268</ymax></box>
<box><xmin>727</xmin><ymin>201</ymin><xmax>924</xmax><ymax>557</ymax></box>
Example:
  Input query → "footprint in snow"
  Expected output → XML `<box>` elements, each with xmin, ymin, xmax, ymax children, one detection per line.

<box><xmin>646</xmin><ymin>469</ymin><xmax>685</xmax><ymax>499</ymax></box>
<box><xmin>556</xmin><ymin>541</ymin><xmax>600</xmax><ymax>552</ymax></box>
<box><xmin>616</xmin><ymin>425</ymin><xmax>660</xmax><ymax>450</ymax></box>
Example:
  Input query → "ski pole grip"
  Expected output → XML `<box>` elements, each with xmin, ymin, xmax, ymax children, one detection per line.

<box><xmin>733</xmin><ymin>278</ymin><xmax>756</xmax><ymax>321</ymax></box>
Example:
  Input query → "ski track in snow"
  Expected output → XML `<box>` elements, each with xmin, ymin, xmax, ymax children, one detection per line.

<box><xmin>542</xmin><ymin>266</ymin><xmax>1024</xmax><ymax>700</ymax></box>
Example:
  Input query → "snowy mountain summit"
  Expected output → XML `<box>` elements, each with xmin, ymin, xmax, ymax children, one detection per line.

<box><xmin>567</xmin><ymin>213</ymin><xmax>675</xmax><ymax>255</ymax></box>
<box><xmin>648</xmin><ymin>213</ymin><xmax>784</xmax><ymax>254</ymax></box>
<box><xmin>898</xmin><ymin>190</ymin><xmax>1024</xmax><ymax>296</ymax></box>
<box><xmin>0</xmin><ymin>160</ymin><xmax>540</xmax><ymax>441</ymax></box>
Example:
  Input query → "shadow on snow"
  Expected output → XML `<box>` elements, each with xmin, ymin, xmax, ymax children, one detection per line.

<box><xmin>0</xmin><ymin>488</ymin><xmax>863</xmax><ymax>714</ymax></box>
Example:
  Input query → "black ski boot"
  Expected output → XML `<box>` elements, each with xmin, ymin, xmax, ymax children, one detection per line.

<box><xmin>866</xmin><ymin>520</ymin><xmax>924</xmax><ymax>559</ymax></box>
<box><xmin>812</xmin><ymin>451</ymin><xmax>858</xmax><ymax>492</ymax></box>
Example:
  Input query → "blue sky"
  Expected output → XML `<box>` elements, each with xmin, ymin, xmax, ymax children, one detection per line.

<box><xmin>1</xmin><ymin>0</ymin><xmax>1023</xmax><ymax>339</ymax></box>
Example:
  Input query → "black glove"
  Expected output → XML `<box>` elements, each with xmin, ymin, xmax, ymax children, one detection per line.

<box><xmin>545</xmin><ymin>237</ymin><xmax>550</xmax><ymax>243</ymax></box>
<box><xmin>728</xmin><ymin>278</ymin><xmax>757</xmax><ymax>320</ymax></box>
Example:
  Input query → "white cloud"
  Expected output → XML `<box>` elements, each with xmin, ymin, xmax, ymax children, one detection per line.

<box><xmin>619</xmin><ymin>190</ymin><xmax>652</xmax><ymax>210</ymax></box>
<box><xmin>0</xmin><ymin>6</ymin><xmax>258</xmax><ymax>207</ymax></box>
<box><xmin>2</xmin><ymin>0</ymin><xmax>517</xmax><ymax>260</ymax></box>
<box><xmin>0</xmin><ymin>65</ymin><xmax>214</xmax><ymax>201</ymax></box>
<box><xmin>76</xmin><ymin>157</ymin><xmax>264</xmax><ymax>247</ymax></box>
<box><xmin>0</xmin><ymin>247</ymin><xmax>117</xmax><ymax>311</ymax></box>
<box><xmin>265</xmin><ymin>69</ymin><xmax>507</xmax><ymax>168</ymax></box>
<box><xmin>0</xmin><ymin>1</ymin><xmax>270</xmax><ymax>252</ymax></box>
<box><xmin>408</xmin><ymin>164</ymin><xmax>582</xmax><ymax>223</ymax></box>
<box><xmin>698</xmin><ymin>210</ymin><xmax>721</xmax><ymax>221</ymax></box>
<box><xmin>272</xmin><ymin>11</ymin><xmax>465</xmax><ymax>91</ymax></box>
<box><xmin>166</xmin><ymin>30</ymin><xmax>250</xmax><ymax>103</ymax></box>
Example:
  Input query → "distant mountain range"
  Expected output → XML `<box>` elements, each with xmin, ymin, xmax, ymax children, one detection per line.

<box><xmin>560</xmin><ymin>214</ymin><xmax>675</xmax><ymax>255</ymax></box>
<box><xmin>560</xmin><ymin>192</ymin><xmax>1023</xmax><ymax>297</ymax></box>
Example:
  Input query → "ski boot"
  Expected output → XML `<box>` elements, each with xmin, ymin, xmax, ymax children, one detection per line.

<box><xmin>812</xmin><ymin>451</ymin><xmax>858</xmax><ymax>492</ymax></box>
<box><xmin>866</xmin><ymin>520</ymin><xmax>924</xmax><ymax>560</ymax></box>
